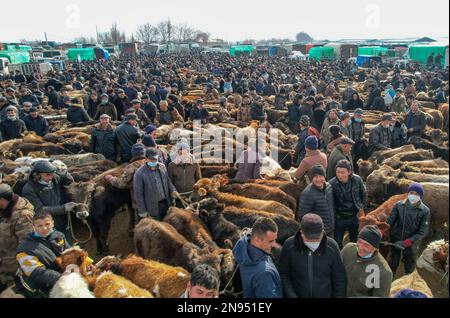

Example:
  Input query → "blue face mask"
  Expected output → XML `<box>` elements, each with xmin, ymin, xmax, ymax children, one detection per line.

<box><xmin>360</xmin><ymin>253</ymin><xmax>373</xmax><ymax>259</ymax></box>
<box><xmin>147</xmin><ymin>162</ymin><xmax>158</xmax><ymax>168</ymax></box>
<box><xmin>38</xmin><ymin>180</ymin><xmax>50</xmax><ymax>187</ymax></box>
<box><xmin>33</xmin><ymin>229</ymin><xmax>54</xmax><ymax>239</ymax></box>
<box><xmin>354</xmin><ymin>118</ymin><xmax>362</xmax><ymax>123</ymax></box>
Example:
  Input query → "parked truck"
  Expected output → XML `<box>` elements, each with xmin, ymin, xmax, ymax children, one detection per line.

<box><xmin>0</xmin><ymin>58</ymin><xmax>53</xmax><ymax>76</ymax></box>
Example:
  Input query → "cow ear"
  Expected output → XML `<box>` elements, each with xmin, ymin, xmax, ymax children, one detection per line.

<box><xmin>198</xmin><ymin>188</ymin><xmax>207</xmax><ymax>197</ymax></box>
<box><xmin>377</xmin><ymin>222</ymin><xmax>390</xmax><ymax>232</ymax></box>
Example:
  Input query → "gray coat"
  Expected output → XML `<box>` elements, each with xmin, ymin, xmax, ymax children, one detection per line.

<box><xmin>298</xmin><ymin>183</ymin><xmax>335</xmax><ymax>235</ymax></box>
<box><xmin>133</xmin><ymin>163</ymin><xmax>176</xmax><ymax>219</ymax></box>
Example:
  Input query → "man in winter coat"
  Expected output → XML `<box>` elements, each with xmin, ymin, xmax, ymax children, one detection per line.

<box><xmin>390</xmin><ymin>113</ymin><xmax>408</xmax><ymax>148</ymax></box>
<box><xmin>368</xmin><ymin>114</ymin><xmax>392</xmax><ymax>156</ymax></box>
<box><xmin>0</xmin><ymin>184</ymin><xmax>34</xmax><ymax>292</ymax></box>
<box><xmin>320</xmin><ymin>109</ymin><xmax>340</xmax><ymax>147</ymax></box>
<box><xmin>94</xmin><ymin>93</ymin><xmax>118</xmax><ymax>121</ymax></box>
<box><xmin>341</xmin><ymin>225</ymin><xmax>392</xmax><ymax>297</ymax></box>
<box><xmin>405</xmin><ymin>100</ymin><xmax>426</xmax><ymax>138</ymax></box>
<box><xmin>298</xmin><ymin>165</ymin><xmax>335</xmax><ymax>237</ymax></box>
<box><xmin>233</xmin><ymin>218</ymin><xmax>282</xmax><ymax>298</ymax></box>
<box><xmin>21</xmin><ymin>161</ymin><xmax>80</xmax><ymax>239</ymax></box>
<box><xmin>0</xmin><ymin>106</ymin><xmax>27</xmax><ymax>141</ymax></box>
<box><xmin>391</xmin><ymin>89</ymin><xmax>408</xmax><ymax>114</ymax></box>
<box><xmin>294</xmin><ymin>136</ymin><xmax>328</xmax><ymax>181</ymax></box>
<box><xmin>387</xmin><ymin>183</ymin><xmax>431</xmax><ymax>275</ymax></box>
<box><xmin>295</xmin><ymin>116</ymin><xmax>320</xmax><ymax>165</ymax></box>
<box><xmin>351</xmin><ymin>108</ymin><xmax>365</xmax><ymax>143</ymax></box>
<box><xmin>133</xmin><ymin>148</ymin><xmax>178</xmax><ymax>221</ymax></box>
<box><xmin>190</xmin><ymin>99</ymin><xmax>210</xmax><ymax>124</ymax></box>
<box><xmin>168</xmin><ymin>141</ymin><xmax>202</xmax><ymax>194</ymax></box>
<box><xmin>329</xmin><ymin>160</ymin><xmax>367</xmax><ymax>249</ymax></box>
<box><xmin>66</xmin><ymin>99</ymin><xmax>91</xmax><ymax>124</ymax></box>
<box><xmin>23</xmin><ymin>108</ymin><xmax>49</xmax><ymax>137</ymax></box>
<box><xmin>90</xmin><ymin>114</ymin><xmax>116</xmax><ymax>161</ymax></box>
<box><xmin>114</xmin><ymin>114</ymin><xmax>142</xmax><ymax>163</ymax></box>
<box><xmin>278</xmin><ymin>213</ymin><xmax>346</xmax><ymax>298</ymax></box>
<box><xmin>250</xmin><ymin>96</ymin><xmax>266</xmax><ymax>122</ymax></box>
<box><xmin>327</xmin><ymin>137</ymin><xmax>354</xmax><ymax>181</ymax></box>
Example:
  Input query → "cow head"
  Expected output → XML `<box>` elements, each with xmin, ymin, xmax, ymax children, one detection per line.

<box><xmin>57</xmin><ymin>247</ymin><xmax>92</xmax><ymax>277</ymax></box>
<box><xmin>65</xmin><ymin>182</ymin><xmax>97</xmax><ymax>207</ymax></box>
<box><xmin>192</xmin><ymin>248</ymin><xmax>235</xmax><ymax>286</ymax></box>
<box><xmin>417</xmin><ymin>240</ymin><xmax>449</xmax><ymax>274</ymax></box>
<box><xmin>366</xmin><ymin>165</ymin><xmax>401</xmax><ymax>204</ymax></box>
<box><xmin>357</xmin><ymin>159</ymin><xmax>379</xmax><ymax>182</ymax></box>
<box><xmin>190</xmin><ymin>178</ymin><xmax>220</xmax><ymax>202</ymax></box>
<box><xmin>211</xmin><ymin>174</ymin><xmax>229</xmax><ymax>187</ymax></box>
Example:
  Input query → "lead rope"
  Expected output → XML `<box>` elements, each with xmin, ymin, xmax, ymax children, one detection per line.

<box><xmin>66</xmin><ymin>211</ymin><xmax>92</xmax><ymax>244</ymax></box>
<box><xmin>219</xmin><ymin>264</ymin><xmax>240</xmax><ymax>296</ymax></box>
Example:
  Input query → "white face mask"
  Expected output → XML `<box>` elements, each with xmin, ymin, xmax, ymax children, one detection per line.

<box><xmin>408</xmin><ymin>194</ymin><xmax>421</xmax><ymax>205</ymax></box>
<box><xmin>304</xmin><ymin>241</ymin><xmax>321</xmax><ymax>252</ymax></box>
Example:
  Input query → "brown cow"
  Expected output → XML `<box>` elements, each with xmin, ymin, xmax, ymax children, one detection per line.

<box><xmin>358</xmin><ymin>194</ymin><xmax>407</xmax><ymax>231</ymax></box>
<box><xmin>382</xmin><ymin>149</ymin><xmax>434</xmax><ymax>169</ymax></box>
<box><xmin>164</xmin><ymin>207</ymin><xmax>217</xmax><ymax>250</ymax></box>
<box><xmin>96</xmin><ymin>255</ymin><xmax>189</xmax><ymax>298</ymax></box>
<box><xmin>400</xmin><ymin>172</ymin><xmax>449</xmax><ymax>184</ymax></box>
<box><xmin>134</xmin><ymin>218</ymin><xmax>235</xmax><ymax>282</ymax></box>
<box><xmin>191</xmin><ymin>178</ymin><xmax>295</xmax><ymax>218</ymax></box>
<box><xmin>370</xmin><ymin>145</ymin><xmax>416</xmax><ymax>164</ymax></box>
<box><xmin>218</xmin><ymin>182</ymin><xmax>297</xmax><ymax>212</ymax></box>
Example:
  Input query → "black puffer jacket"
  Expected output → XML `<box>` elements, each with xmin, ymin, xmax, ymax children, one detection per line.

<box><xmin>329</xmin><ymin>174</ymin><xmax>368</xmax><ymax>219</ymax></box>
<box><xmin>278</xmin><ymin>231</ymin><xmax>347</xmax><ymax>298</ymax></box>
<box><xmin>387</xmin><ymin>200</ymin><xmax>431</xmax><ymax>244</ymax></box>
<box><xmin>90</xmin><ymin>124</ymin><xmax>116</xmax><ymax>161</ymax></box>
<box><xmin>298</xmin><ymin>183</ymin><xmax>335</xmax><ymax>235</ymax></box>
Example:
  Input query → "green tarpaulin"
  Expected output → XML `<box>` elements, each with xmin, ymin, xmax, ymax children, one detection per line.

<box><xmin>308</xmin><ymin>47</ymin><xmax>335</xmax><ymax>61</ymax></box>
<box><xmin>0</xmin><ymin>50</ymin><xmax>31</xmax><ymax>64</ymax></box>
<box><xmin>68</xmin><ymin>48</ymin><xmax>96</xmax><ymax>61</ymax></box>
<box><xmin>230</xmin><ymin>45</ymin><xmax>255</xmax><ymax>56</ymax></box>
<box><xmin>408</xmin><ymin>45</ymin><xmax>448</xmax><ymax>67</ymax></box>
<box><xmin>358</xmin><ymin>46</ymin><xmax>387</xmax><ymax>56</ymax></box>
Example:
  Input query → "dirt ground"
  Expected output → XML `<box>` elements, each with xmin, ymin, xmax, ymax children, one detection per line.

<box><xmin>72</xmin><ymin>209</ymin><xmax>448</xmax><ymax>298</ymax></box>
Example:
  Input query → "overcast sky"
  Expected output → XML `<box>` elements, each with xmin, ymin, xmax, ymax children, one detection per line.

<box><xmin>0</xmin><ymin>0</ymin><xmax>448</xmax><ymax>43</ymax></box>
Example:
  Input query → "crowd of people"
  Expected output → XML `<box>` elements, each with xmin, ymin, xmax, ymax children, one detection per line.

<box><xmin>0</xmin><ymin>51</ymin><xmax>448</xmax><ymax>298</ymax></box>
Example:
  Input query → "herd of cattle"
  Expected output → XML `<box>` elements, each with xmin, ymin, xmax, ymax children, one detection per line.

<box><xmin>0</xmin><ymin>75</ymin><xmax>449</xmax><ymax>298</ymax></box>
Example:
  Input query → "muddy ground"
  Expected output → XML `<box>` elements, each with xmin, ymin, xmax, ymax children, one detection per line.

<box><xmin>72</xmin><ymin>209</ymin><xmax>448</xmax><ymax>298</ymax></box>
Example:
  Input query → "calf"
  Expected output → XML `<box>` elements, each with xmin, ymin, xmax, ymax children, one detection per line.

<box><xmin>95</xmin><ymin>255</ymin><xmax>190</xmax><ymax>298</ymax></box>
<box><xmin>382</xmin><ymin>149</ymin><xmax>435</xmax><ymax>169</ymax></box>
<box><xmin>164</xmin><ymin>207</ymin><xmax>218</xmax><ymax>250</ymax></box>
<box><xmin>408</xmin><ymin>136</ymin><xmax>449</xmax><ymax>162</ymax></box>
<box><xmin>220</xmin><ymin>183</ymin><xmax>297</xmax><ymax>212</ymax></box>
<box><xmin>191</xmin><ymin>178</ymin><xmax>295</xmax><ymax>219</ymax></box>
<box><xmin>358</xmin><ymin>194</ymin><xmax>407</xmax><ymax>231</ymax></box>
<box><xmin>134</xmin><ymin>218</ymin><xmax>234</xmax><ymax>282</ymax></box>
<box><xmin>371</xmin><ymin>145</ymin><xmax>416</xmax><ymax>164</ymax></box>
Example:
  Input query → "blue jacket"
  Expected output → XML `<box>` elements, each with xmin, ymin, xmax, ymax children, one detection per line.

<box><xmin>233</xmin><ymin>235</ymin><xmax>282</xmax><ymax>299</ymax></box>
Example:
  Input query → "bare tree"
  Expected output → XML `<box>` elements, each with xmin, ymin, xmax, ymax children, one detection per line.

<box><xmin>136</xmin><ymin>23</ymin><xmax>159</xmax><ymax>44</ymax></box>
<box><xmin>194</xmin><ymin>31</ymin><xmax>210</xmax><ymax>44</ymax></box>
<box><xmin>156</xmin><ymin>21</ymin><xmax>169</xmax><ymax>44</ymax></box>
<box><xmin>110</xmin><ymin>23</ymin><xmax>125</xmax><ymax>45</ymax></box>
<box><xmin>174</xmin><ymin>23</ymin><xmax>195</xmax><ymax>43</ymax></box>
